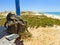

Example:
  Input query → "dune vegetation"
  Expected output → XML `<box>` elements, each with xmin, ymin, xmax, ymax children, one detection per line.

<box><xmin>21</xmin><ymin>15</ymin><xmax>60</xmax><ymax>28</ymax></box>
<box><xmin>0</xmin><ymin>18</ymin><xmax>6</xmax><ymax>26</ymax></box>
<box><xmin>0</xmin><ymin>15</ymin><xmax>60</xmax><ymax>28</ymax></box>
<box><xmin>1</xmin><ymin>14</ymin><xmax>60</xmax><ymax>45</ymax></box>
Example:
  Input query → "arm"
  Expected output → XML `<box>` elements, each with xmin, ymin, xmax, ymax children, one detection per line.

<box><xmin>4</xmin><ymin>21</ymin><xmax>9</xmax><ymax>28</ymax></box>
<box><xmin>4</xmin><ymin>21</ymin><xmax>16</xmax><ymax>28</ymax></box>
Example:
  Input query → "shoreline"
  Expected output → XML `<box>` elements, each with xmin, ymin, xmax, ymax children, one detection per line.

<box><xmin>34</xmin><ymin>12</ymin><xmax>60</xmax><ymax>20</ymax></box>
<box><xmin>43</xmin><ymin>13</ymin><xmax>60</xmax><ymax>19</ymax></box>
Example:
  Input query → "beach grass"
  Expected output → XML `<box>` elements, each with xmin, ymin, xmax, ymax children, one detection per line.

<box><xmin>0</xmin><ymin>18</ymin><xmax>6</xmax><ymax>26</ymax></box>
<box><xmin>21</xmin><ymin>15</ymin><xmax>60</xmax><ymax>28</ymax></box>
<box><xmin>0</xmin><ymin>15</ymin><xmax>60</xmax><ymax>28</ymax></box>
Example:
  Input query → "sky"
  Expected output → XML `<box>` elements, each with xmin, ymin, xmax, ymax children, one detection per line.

<box><xmin>0</xmin><ymin>0</ymin><xmax>60</xmax><ymax>12</ymax></box>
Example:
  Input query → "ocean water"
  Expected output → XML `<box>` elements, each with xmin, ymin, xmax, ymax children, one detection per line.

<box><xmin>43</xmin><ymin>12</ymin><xmax>60</xmax><ymax>16</ymax></box>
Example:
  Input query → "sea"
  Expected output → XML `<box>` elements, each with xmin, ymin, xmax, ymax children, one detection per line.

<box><xmin>43</xmin><ymin>12</ymin><xmax>60</xmax><ymax>16</ymax></box>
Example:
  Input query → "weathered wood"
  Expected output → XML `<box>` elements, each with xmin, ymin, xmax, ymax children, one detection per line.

<box><xmin>5</xmin><ymin>34</ymin><xmax>19</xmax><ymax>41</ymax></box>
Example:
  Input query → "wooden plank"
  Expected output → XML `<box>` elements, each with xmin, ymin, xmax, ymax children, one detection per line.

<box><xmin>5</xmin><ymin>34</ymin><xmax>19</xmax><ymax>41</ymax></box>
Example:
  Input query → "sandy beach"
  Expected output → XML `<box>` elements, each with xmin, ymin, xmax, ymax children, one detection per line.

<box><xmin>44</xmin><ymin>14</ymin><xmax>60</xmax><ymax>19</ymax></box>
<box><xmin>34</xmin><ymin>12</ymin><xmax>60</xmax><ymax>19</ymax></box>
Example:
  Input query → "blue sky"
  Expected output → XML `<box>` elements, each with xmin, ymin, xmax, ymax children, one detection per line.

<box><xmin>0</xmin><ymin>0</ymin><xmax>60</xmax><ymax>12</ymax></box>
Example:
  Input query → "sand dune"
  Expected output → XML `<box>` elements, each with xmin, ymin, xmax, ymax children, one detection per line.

<box><xmin>0</xmin><ymin>26</ymin><xmax>60</xmax><ymax>45</ymax></box>
<box><xmin>23</xmin><ymin>27</ymin><xmax>60</xmax><ymax>45</ymax></box>
<box><xmin>0</xmin><ymin>12</ymin><xmax>60</xmax><ymax>45</ymax></box>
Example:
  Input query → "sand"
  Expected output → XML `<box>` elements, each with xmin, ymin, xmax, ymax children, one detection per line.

<box><xmin>44</xmin><ymin>14</ymin><xmax>60</xmax><ymax>20</ymax></box>
<box><xmin>1</xmin><ymin>26</ymin><xmax>60</xmax><ymax>45</ymax></box>
<box><xmin>35</xmin><ymin>13</ymin><xmax>60</xmax><ymax>20</ymax></box>
<box><xmin>23</xmin><ymin>27</ymin><xmax>60</xmax><ymax>45</ymax></box>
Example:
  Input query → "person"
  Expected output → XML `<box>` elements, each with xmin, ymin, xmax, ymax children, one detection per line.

<box><xmin>4</xmin><ymin>13</ymin><xmax>31</xmax><ymax>39</ymax></box>
<box><xmin>4</xmin><ymin>13</ymin><xmax>28</xmax><ymax>34</ymax></box>
<box><xmin>4</xmin><ymin>13</ymin><xmax>18</xmax><ymax>34</ymax></box>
